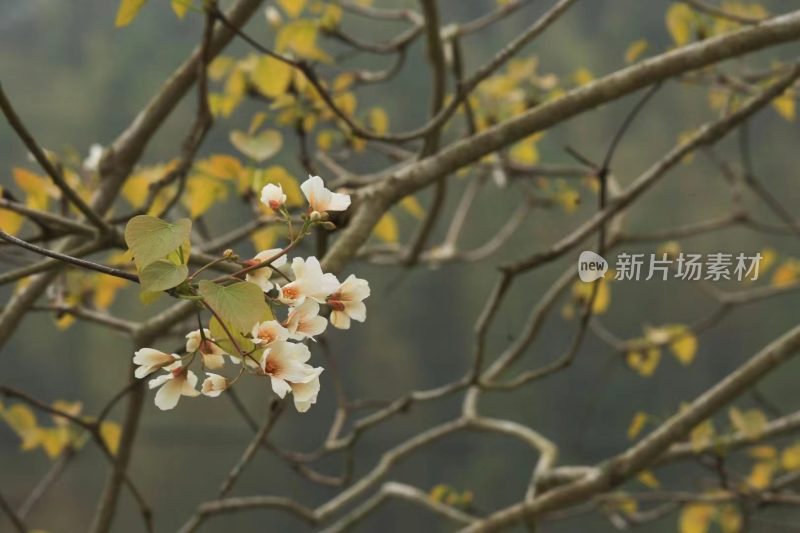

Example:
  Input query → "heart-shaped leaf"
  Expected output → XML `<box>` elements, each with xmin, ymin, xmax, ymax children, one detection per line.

<box><xmin>229</xmin><ymin>130</ymin><xmax>283</xmax><ymax>162</ymax></box>
<box><xmin>139</xmin><ymin>260</ymin><xmax>188</xmax><ymax>292</ymax></box>
<box><xmin>124</xmin><ymin>215</ymin><xmax>192</xmax><ymax>269</ymax></box>
<box><xmin>198</xmin><ymin>280</ymin><xmax>271</xmax><ymax>334</ymax></box>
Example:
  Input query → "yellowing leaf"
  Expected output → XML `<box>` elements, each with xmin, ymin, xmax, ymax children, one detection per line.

<box><xmin>781</xmin><ymin>443</ymin><xmax>800</xmax><ymax>471</ymax></box>
<box><xmin>690</xmin><ymin>419</ymin><xmax>715</xmax><ymax>452</ymax></box>
<box><xmin>572</xmin><ymin>67</ymin><xmax>594</xmax><ymax>86</ymax></box>
<box><xmin>571</xmin><ymin>278</ymin><xmax>611</xmax><ymax>314</ymax></box>
<box><xmin>627</xmin><ymin>412</ymin><xmax>648</xmax><ymax>440</ymax></box>
<box><xmin>373</xmin><ymin>213</ymin><xmax>399</xmax><ymax>243</ymax></box>
<box><xmin>39</xmin><ymin>427</ymin><xmax>70</xmax><ymax>459</ymax></box>
<box><xmin>252</xmin><ymin>56</ymin><xmax>293</xmax><ymax>98</ymax></box>
<box><xmin>718</xmin><ymin>505</ymin><xmax>742</xmax><ymax>533</ymax></box>
<box><xmin>1</xmin><ymin>403</ymin><xmax>41</xmax><ymax>450</ymax></box>
<box><xmin>183</xmin><ymin>175</ymin><xmax>228</xmax><ymax>218</ymax></box>
<box><xmin>680</xmin><ymin>503</ymin><xmax>714</xmax><ymax>533</ymax></box>
<box><xmin>625</xmin><ymin>39</ymin><xmax>648</xmax><ymax>63</ymax></box>
<box><xmin>230</xmin><ymin>130</ymin><xmax>283</xmax><ymax>162</ymax></box>
<box><xmin>100</xmin><ymin>421</ymin><xmax>122</xmax><ymax>455</ymax></box>
<box><xmin>747</xmin><ymin>461</ymin><xmax>774</xmax><ymax>489</ymax></box>
<box><xmin>627</xmin><ymin>348</ymin><xmax>660</xmax><ymax>377</ymax></box>
<box><xmin>666</xmin><ymin>3</ymin><xmax>695</xmax><ymax>46</ymax></box>
<box><xmin>0</xmin><ymin>186</ymin><xmax>25</xmax><ymax>235</ymax></box>
<box><xmin>115</xmin><ymin>0</ymin><xmax>149</xmax><ymax>27</ymax></box>
<box><xmin>369</xmin><ymin>108</ymin><xmax>389</xmax><ymax>135</ymax></box>
<box><xmin>772</xmin><ymin>91</ymin><xmax>796</xmax><ymax>121</ymax></box>
<box><xmin>276</xmin><ymin>20</ymin><xmax>331</xmax><ymax>63</ymax></box>
<box><xmin>14</xmin><ymin>168</ymin><xmax>55</xmax><ymax>211</ymax></box>
<box><xmin>729</xmin><ymin>407</ymin><xmax>767</xmax><ymax>440</ymax></box>
<box><xmin>400</xmin><ymin>196</ymin><xmax>425</xmax><ymax>220</ymax></box>
<box><xmin>510</xmin><ymin>135</ymin><xmax>540</xmax><ymax>165</ymax></box>
<box><xmin>278</xmin><ymin>0</ymin><xmax>306</xmax><ymax>17</ymax></box>
<box><xmin>251</xmin><ymin>226</ymin><xmax>281</xmax><ymax>251</ymax></box>
<box><xmin>748</xmin><ymin>445</ymin><xmax>777</xmax><ymax>461</ymax></box>
<box><xmin>772</xmin><ymin>259</ymin><xmax>800</xmax><ymax>287</ymax></box>
<box><xmin>637</xmin><ymin>470</ymin><xmax>660</xmax><ymax>489</ymax></box>
<box><xmin>93</xmin><ymin>274</ymin><xmax>128</xmax><ymax>310</ymax></box>
<box><xmin>171</xmin><ymin>0</ymin><xmax>191</xmax><ymax>18</ymax></box>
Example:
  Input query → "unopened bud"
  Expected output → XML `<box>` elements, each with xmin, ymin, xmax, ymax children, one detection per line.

<box><xmin>309</xmin><ymin>211</ymin><xmax>323</xmax><ymax>222</ymax></box>
<box><xmin>223</xmin><ymin>249</ymin><xmax>234</xmax><ymax>258</ymax></box>
<box><xmin>322</xmin><ymin>221</ymin><xmax>337</xmax><ymax>230</ymax></box>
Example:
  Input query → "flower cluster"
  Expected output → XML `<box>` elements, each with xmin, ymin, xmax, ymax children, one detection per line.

<box><xmin>133</xmin><ymin>176</ymin><xmax>369</xmax><ymax>413</ymax></box>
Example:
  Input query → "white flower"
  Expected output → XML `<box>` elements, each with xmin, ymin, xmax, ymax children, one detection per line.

<box><xmin>201</xmin><ymin>373</ymin><xmax>228</xmax><ymax>397</ymax></box>
<box><xmin>291</xmin><ymin>373</ymin><xmax>322</xmax><ymax>413</ymax></box>
<box><xmin>260</xmin><ymin>341</ymin><xmax>322</xmax><ymax>400</ymax></box>
<box><xmin>278</xmin><ymin>256</ymin><xmax>339</xmax><ymax>307</ymax></box>
<box><xmin>285</xmin><ymin>300</ymin><xmax>327</xmax><ymax>340</ymax></box>
<box><xmin>185</xmin><ymin>328</ymin><xmax>227</xmax><ymax>370</ymax></box>
<box><xmin>261</xmin><ymin>183</ymin><xmax>287</xmax><ymax>210</ymax></box>
<box><xmin>245</xmin><ymin>248</ymin><xmax>288</xmax><ymax>293</ymax></box>
<box><xmin>300</xmin><ymin>175</ymin><xmax>351</xmax><ymax>214</ymax></box>
<box><xmin>83</xmin><ymin>143</ymin><xmax>103</xmax><ymax>172</ymax></box>
<box><xmin>251</xmin><ymin>320</ymin><xmax>290</xmax><ymax>346</ymax></box>
<box><xmin>133</xmin><ymin>348</ymin><xmax>180</xmax><ymax>379</ymax></box>
<box><xmin>148</xmin><ymin>364</ymin><xmax>200</xmax><ymax>410</ymax></box>
<box><xmin>327</xmin><ymin>274</ymin><xmax>370</xmax><ymax>329</ymax></box>
<box><xmin>264</xmin><ymin>5</ymin><xmax>283</xmax><ymax>26</ymax></box>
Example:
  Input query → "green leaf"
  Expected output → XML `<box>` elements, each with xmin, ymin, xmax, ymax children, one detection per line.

<box><xmin>124</xmin><ymin>215</ymin><xmax>192</xmax><ymax>269</ymax></box>
<box><xmin>210</xmin><ymin>316</ymin><xmax>257</xmax><ymax>356</ymax></box>
<box><xmin>116</xmin><ymin>0</ymin><xmax>149</xmax><ymax>27</ymax></box>
<box><xmin>198</xmin><ymin>280</ymin><xmax>271</xmax><ymax>334</ymax></box>
<box><xmin>139</xmin><ymin>260</ymin><xmax>189</xmax><ymax>292</ymax></box>
<box><xmin>229</xmin><ymin>130</ymin><xmax>283</xmax><ymax>162</ymax></box>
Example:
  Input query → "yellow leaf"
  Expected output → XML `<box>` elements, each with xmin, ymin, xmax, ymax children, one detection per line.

<box><xmin>666</xmin><ymin>3</ymin><xmax>695</xmax><ymax>46</ymax></box>
<box><xmin>555</xmin><ymin>188</ymin><xmax>580</xmax><ymax>213</ymax></box>
<box><xmin>276</xmin><ymin>20</ymin><xmax>331</xmax><ymax>63</ymax></box>
<box><xmin>748</xmin><ymin>445</ymin><xmax>777</xmax><ymax>461</ymax></box>
<box><xmin>320</xmin><ymin>3</ymin><xmax>342</xmax><ymax>29</ymax></box>
<box><xmin>572</xmin><ymin>67</ymin><xmax>594</xmax><ymax>86</ymax></box>
<box><xmin>39</xmin><ymin>427</ymin><xmax>70</xmax><ymax>459</ymax></box>
<box><xmin>759</xmin><ymin>248</ymin><xmax>776</xmax><ymax>274</ymax></box>
<box><xmin>195</xmin><ymin>155</ymin><xmax>244</xmax><ymax>181</ymax></box>
<box><xmin>278</xmin><ymin>0</ymin><xmax>306</xmax><ymax>18</ymax></box>
<box><xmin>772</xmin><ymin>91</ymin><xmax>796</xmax><ymax>121</ymax></box>
<box><xmin>781</xmin><ymin>442</ymin><xmax>800</xmax><ymax>471</ymax></box>
<box><xmin>690</xmin><ymin>419</ymin><xmax>715</xmax><ymax>452</ymax></box>
<box><xmin>14</xmin><ymin>168</ymin><xmax>54</xmax><ymax>211</ymax></box>
<box><xmin>121</xmin><ymin>173</ymin><xmax>150</xmax><ymax>208</ymax></box>
<box><xmin>571</xmin><ymin>278</ymin><xmax>611</xmax><ymax>314</ymax></box>
<box><xmin>252</xmin><ymin>56</ymin><xmax>293</xmax><ymax>98</ymax></box>
<box><xmin>93</xmin><ymin>274</ymin><xmax>128</xmax><ymax>310</ymax></box>
<box><xmin>510</xmin><ymin>134</ymin><xmax>542</xmax><ymax>165</ymax></box>
<box><xmin>637</xmin><ymin>470</ymin><xmax>660</xmax><ymax>489</ymax></box>
<box><xmin>373</xmin><ymin>213</ymin><xmax>399</xmax><ymax>243</ymax></box>
<box><xmin>100</xmin><ymin>421</ymin><xmax>122</xmax><ymax>455</ymax></box>
<box><xmin>369</xmin><ymin>108</ymin><xmax>389</xmax><ymax>135</ymax></box>
<box><xmin>208</xmin><ymin>57</ymin><xmax>235</xmax><ymax>81</ymax></box>
<box><xmin>333</xmin><ymin>73</ymin><xmax>355</xmax><ymax>92</ymax></box>
<box><xmin>400</xmin><ymin>196</ymin><xmax>425</xmax><ymax>220</ymax></box>
<box><xmin>626</xmin><ymin>348</ymin><xmax>661</xmax><ymax>377</ymax></box>
<box><xmin>747</xmin><ymin>461</ymin><xmax>774</xmax><ymax>489</ymax></box>
<box><xmin>183</xmin><ymin>175</ymin><xmax>229</xmax><ymax>218</ymax></box>
<box><xmin>679</xmin><ymin>503</ymin><xmax>714</xmax><ymax>533</ymax></box>
<box><xmin>115</xmin><ymin>0</ymin><xmax>149</xmax><ymax>27</ymax></box>
<box><xmin>0</xmin><ymin>186</ymin><xmax>25</xmax><ymax>235</ymax></box>
<box><xmin>2</xmin><ymin>403</ymin><xmax>41</xmax><ymax>450</ymax></box>
<box><xmin>251</xmin><ymin>226</ymin><xmax>281</xmax><ymax>251</ymax></box>
<box><xmin>171</xmin><ymin>0</ymin><xmax>191</xmax><ymax>18</ymax></box>
<box><xmin>729</xmin><ymin>407</ymin><xmax>767</xmax><ymax>440</ymax></box>
<box><xmin>624</xmin><ymin>39</ymin><xmax>648</xmax><ymax>63</ymax></box>
<box><xmin>718</xmin><ymin>505</ymin><xmax>742</xmax><ymax>533</ymax></box>
<box><xmin>627</xmin><ymin>412</ymin><xmax>648</xmax><ymax>440</ymax></box>
<box><xmin>772</xmin><ymin>259</ymin><xmax>800</xmax><ymax>287</ymax></box>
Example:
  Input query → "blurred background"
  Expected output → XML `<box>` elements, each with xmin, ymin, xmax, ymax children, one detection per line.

<box><xmin>1</xmin><ymin>0</ymin><xmax>799</xmax><ymax>531</ymax></box>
